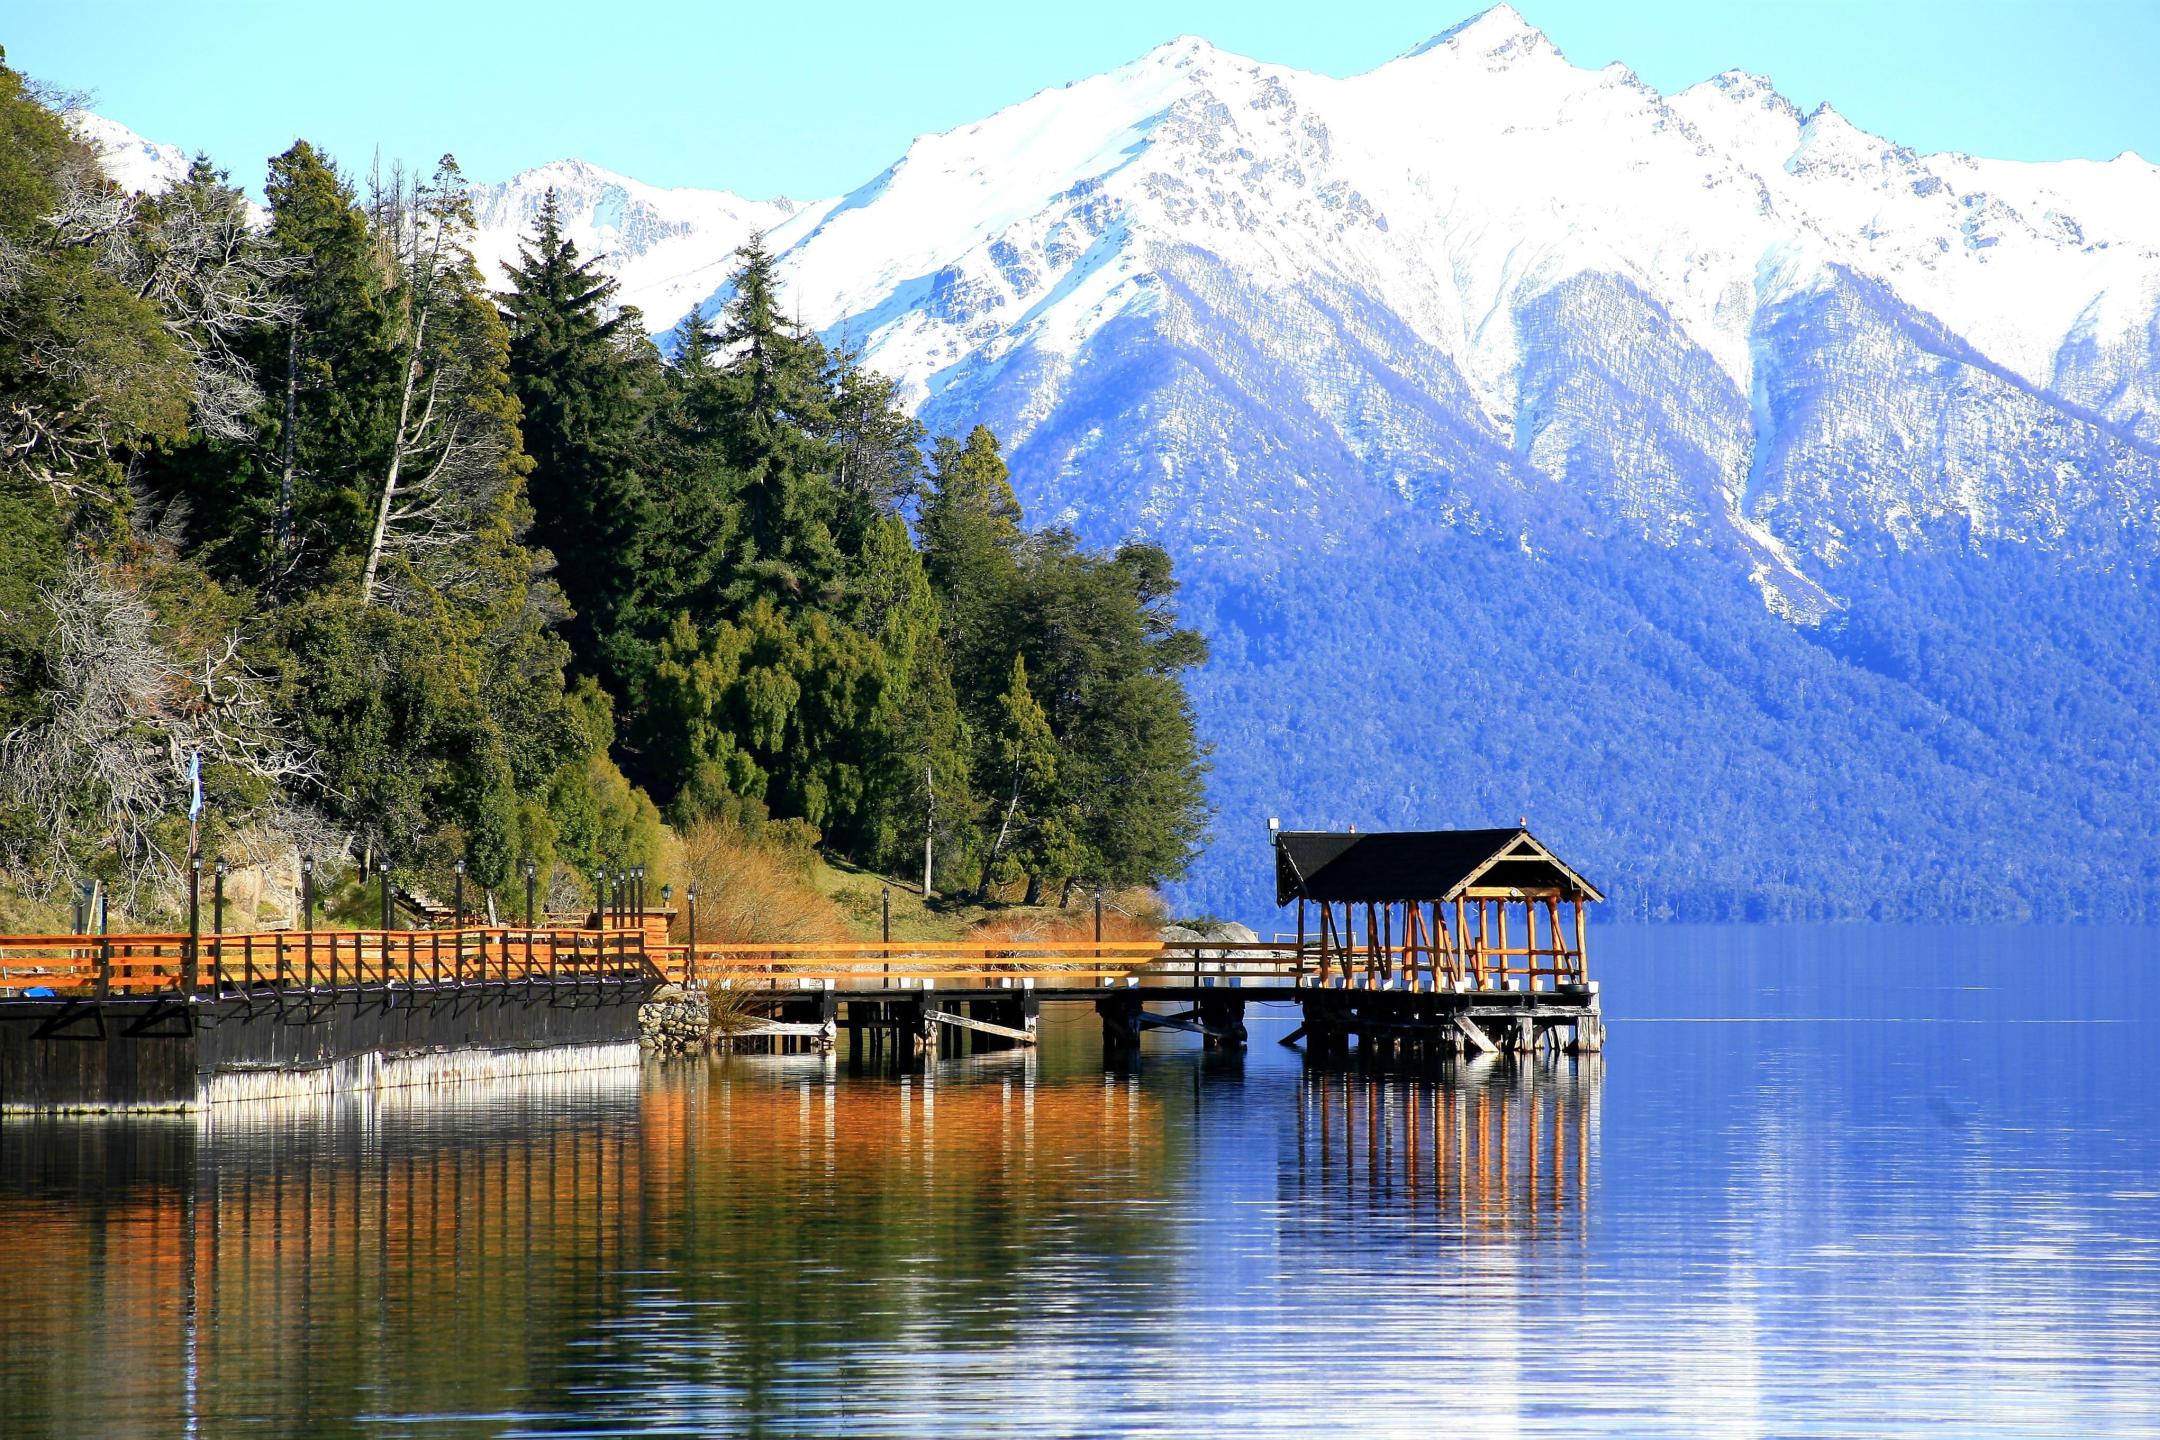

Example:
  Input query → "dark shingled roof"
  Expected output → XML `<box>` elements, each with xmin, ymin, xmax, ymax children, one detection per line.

<box><xmin>1273</xmin><ymin>828</ymin><xmax>1603</xmax><ymax>906</ymax></box>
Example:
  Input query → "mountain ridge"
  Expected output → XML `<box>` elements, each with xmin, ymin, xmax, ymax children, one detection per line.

<box><xmin>73</xmin><ymin>8</ymin><xmax>2160</xmax><ymax>922</ymax></box>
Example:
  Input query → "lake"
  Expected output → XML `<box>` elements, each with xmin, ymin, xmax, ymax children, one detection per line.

<box><xmin>2</xmin><ymin>925</ymin><xmax>2157</xmax><ymax>1437</ymax></box>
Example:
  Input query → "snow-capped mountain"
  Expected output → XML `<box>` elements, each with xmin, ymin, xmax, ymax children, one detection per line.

<box><xmin>722</xmin><ymin>4</ymin><xmax>2160</xmax><ymax>612</ymax></box>
<box><xmin>86</xmin><ymin>7</ymin><xmax>2160</xmax><ymax>608</ymax></box>
<box><xmin>65</xmin><ymin>113</ymin><xmax>810</xmax><ymax>335</ymax></box>
<box><xmin>66</xmin><ymin>109</ymin><xmax>191</xmax><ymax>196</ymax></box>
<box><xmin>466</xmin><ymin>161</ymin><xmax>812</xmax><ymax>329</ymax></box>
<box><xmin>73</xmin><ymin>10</ymin><xmax>2160</xmax><ymax>920</ymax></box>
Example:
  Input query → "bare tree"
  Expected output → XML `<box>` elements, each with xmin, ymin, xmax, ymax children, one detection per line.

<box><xmin>0</xmin><ymin>149</ymin><xmax>294</xmax><ymax>499</ymax></box>
<box><xmin>0</xmin><ymin>555</ymin><xmax>318</xmax><ymax>908</ymax></box>
<box><xmin>124</xmin><ymin>159</ymin><xmax>299</xmax><ymax>439</ymax></box>
<box><xmin>357</xmin><ymin>155</ymin><xmax>509</xmax><ymax>605</ymax></box>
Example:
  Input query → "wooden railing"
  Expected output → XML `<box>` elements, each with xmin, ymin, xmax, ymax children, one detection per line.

<box><xmin>0</xmin><ymin>926</ymin><xmax>651</xmax><ymax>998</ymax></box>
<box><xmin>0</xmin><ymin>931</ymin><xmax>1587</xmax><ymax>999</ymax></box>
<box><xmin>1138</xmin><ymin>938</ymin><xmax>1588</xmax><ymax>991</ymax></box>
<box><xmin>675</xmin><ymin>940</ymin><xmax>1164</xmax><ymax>990</ymax></box>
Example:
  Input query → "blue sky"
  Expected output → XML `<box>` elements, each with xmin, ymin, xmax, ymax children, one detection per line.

<box><xmin>9</xmin><ymin>1</ymin><xmax>2157</xmax><ymax>199</ymax></box>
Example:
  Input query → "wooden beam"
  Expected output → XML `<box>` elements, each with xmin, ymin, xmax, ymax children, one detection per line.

<box><xmin>925</xmin><ymin>1009</ymin><xmax>1037</xmax><ymax>1044</ymax></box>
<box><xmin>1453</xmin><ymin>1015</ymin><xmax>1500</xmax><ymax>1056</ymax></box>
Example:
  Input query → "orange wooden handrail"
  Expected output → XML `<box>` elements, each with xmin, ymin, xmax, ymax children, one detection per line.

<box><xmin>1</xmin><ymin>928</ymin><xmax>1586</xmax><ymax>996</ymax></box>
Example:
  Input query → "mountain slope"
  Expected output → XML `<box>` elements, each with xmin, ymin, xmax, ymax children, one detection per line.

<box><xmin>465</xmin><ymin>161</ymin><xmax>813</xmax><ymax>327</ymax></box>
<box><xmin>65</xmin><ymin>109</ymin><xmax>191</xmax><ymax>195</ymax></box>
<box><xmin>79</xmin><ymin>9</ymin><xmax>2160</xmax><ymax>921</ymax></box>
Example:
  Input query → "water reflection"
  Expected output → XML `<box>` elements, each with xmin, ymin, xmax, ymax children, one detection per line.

<box><xmin>1294</xmin><ymin>1056</ymin><xmax>1598</xmax><ymax>1241</ymax></box>
<box><xmin>1</xmin><ymin>932</ymin><xmax>2158</xmax><ymax>1438</ymax></box>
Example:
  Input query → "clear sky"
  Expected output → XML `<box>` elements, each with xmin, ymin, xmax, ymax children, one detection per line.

<box><xmin>8</xmin><ymin>1</ymin><xmax>2157</xmax><ymax>200</ymax></box>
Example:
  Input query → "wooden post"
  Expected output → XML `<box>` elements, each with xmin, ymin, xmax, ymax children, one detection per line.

<box><xmin>1496</xmin><ymin>901</ymin><xmax>1510</xmax><ymax>990</ymax></box>
<box><xmin>1296</xmin><ymin>897</ymin><xmax>1306</xmax><ymax>983</ymax></box>
<box><xmin>301</xmin><ymin>856</ymin><xmax>315</xmax><ymax>990</ymax></box>
<box><xmin>1525</xmin><ymin>899</ymin><xmax>1539</xmax><ymax>993</ymax></box>
<box><xmin>1485</xmin><ymin>900</ymin><xmax>1497</xmax><ymax>988</ymax></box>
<box><xmin>1546</xmin><ymin>896</ymin><xmax>1563</xmax><ymax>985</ymax></box>
<box><xmin>1573</xmin><ymin>897</ymin><xmax>1588</xmax><ymax>982</ymax></box>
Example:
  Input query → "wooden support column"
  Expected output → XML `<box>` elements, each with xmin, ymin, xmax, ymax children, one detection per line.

<box><xmin>1453</xmin><ymin>898</ymin><xmax>1468</xmax><ymax>988</ymax></box>
<box><xmin>1432</xmin><ymin>903</ymin><xmax>1452</xmax><ymax>988</ymax></box>
<box><xmin>1524</xmin><ymin>900</ymin><xmax>1539</xmax><ymax>992</ymax></box>
<box><xmin>1573</xmin><ymin>897</ymin><xmax>1588</xmax><ymax>983</ymax></box>
<box><xmin>1546</xmin><ymin>897</ymin><xmax>1564</xmax><ymax>984</ymax></box>
<box><xmin>1296</xmin><ymin>897</ymin><xmax>1307</xmax><ymax>982</ymax></box>
<box><xmin>1496</xmin><ymin>902</ymin><xmax>1509</xmax><ymax>990</ymax></box>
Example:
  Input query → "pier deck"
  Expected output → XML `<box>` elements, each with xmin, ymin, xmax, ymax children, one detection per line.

<box><xmin>0</xmin><ymin>922</ymin><xmax>1601</xmax><ymax>1108</ymax></box>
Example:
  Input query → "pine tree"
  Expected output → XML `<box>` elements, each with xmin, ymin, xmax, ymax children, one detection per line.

<box><xmin>500</xmin><ymin>188</ymin><xmax>651</xmax><ymax>692</ymax></box>
<box><xmin>919</xmin><ymin>424</ymin><xmax>1025</xmax><ymax>708</ymax></box>
<box><xmin>707</xmin><ymin>233</ymin><xmax>856</xmax><ymax>603</ymax></box>
<box><xmin>978</xmin><ymin>653</ymin><xmax>1057</xmax><ymax>897</ymax></box>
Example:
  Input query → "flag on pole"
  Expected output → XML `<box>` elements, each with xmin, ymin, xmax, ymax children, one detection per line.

<box><xmin>188</xmin><ymin>751</ymin><xmax>203</xmax><ymax>822</ymax></box>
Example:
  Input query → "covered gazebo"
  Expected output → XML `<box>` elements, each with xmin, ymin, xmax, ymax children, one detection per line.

<box><xmin>1274</xmin><ymin>827</ymin><xmax>1603</xmax><ymax>990</ymax></box>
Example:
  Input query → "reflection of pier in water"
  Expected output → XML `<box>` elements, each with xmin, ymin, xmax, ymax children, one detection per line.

<box><xmin>1293</xmin><ymin>1055</ymin><xmax>1601</xmax><ymax>1241</ymax></box>
<box><xmin>0</xmin><ymin>1061</ymin><xmax>1180</xmax><ymax>1434</ymax></box>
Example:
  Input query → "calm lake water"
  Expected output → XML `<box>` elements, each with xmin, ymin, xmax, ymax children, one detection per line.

<box><xmin>3</xmin><ymin>925</ymin><xmax>2158</xmax><ymax>1437</ymax></box>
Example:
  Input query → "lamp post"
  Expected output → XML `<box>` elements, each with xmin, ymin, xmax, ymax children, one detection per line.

<box><xmin>452</xmin><ymin>858</ymin><xmax>467</xmax><ymax>980</ymax></box>
<box><xmin>686</xmin><ymin>885</ymin><xmax>698</xmax><ymax>984</ymax></box>
<box><xmin>185</xmin><ymin>857</ymin><xmax>201</xmax><ymax>993</ymax></box>
<box><xmin>301</xmin><ymin>855</ymin><xmax>315</xmax><ymax>990</ymax></box>
<box><xmin>523</xmin><ymin>857</ymin><xmax>537</xmax><ymax>927</ymax></box>
<box><xmin>378</xmin><ymin>858</ymin><xmax>392</xmax><ymax>932</ymax></box>
<box><xmin>212</xmin><ymin>857</ymin><xmax>227</xmax><ymax>992</ymax></box>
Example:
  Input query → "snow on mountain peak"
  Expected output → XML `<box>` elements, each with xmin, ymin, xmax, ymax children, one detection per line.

<box><xmin>1405</xmin><ymin>3</ymin><xmax>1553</xmax><ymax>63</ymax></box>
<box><xmin>65</xmin><ymin>109</ymin><xmax>190</xmax><ymax>196</ymax></box>
<box><xmin>466</xmin><ymin>160</ymin><xmax>807</xmax><ymax>323</ymax></box>
<box><xmin>66</xmin><ymin>13</ymin><xmax>2160</xmax><ymax>609</ymax></box>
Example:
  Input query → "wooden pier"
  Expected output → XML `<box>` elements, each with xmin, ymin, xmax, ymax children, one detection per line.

<box><xmin>0</xmin><ymin>828</ymin><xmax>1604</xmax><ymax>1106</ymax></box>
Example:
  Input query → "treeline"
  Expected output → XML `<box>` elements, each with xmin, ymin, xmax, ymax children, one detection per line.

<box><xmin>0</xmin><ymin>55</ymin><xmax>1209</xmax><ymax>920</ymax></box>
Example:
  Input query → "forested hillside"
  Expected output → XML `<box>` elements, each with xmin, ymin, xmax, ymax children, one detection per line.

<box><xmin>0</xmin><ymin>56</ymin><xmax>1209</xmax><ymax>927</ymax></box>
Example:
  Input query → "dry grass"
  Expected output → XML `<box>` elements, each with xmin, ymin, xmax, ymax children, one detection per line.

<box><xmin>964</xmin><ymin>906</ymin><xmax>1161</xmax><ymax>947</ymax></box>
<box><xmin>669</xmin><ymin>819</ymin><xmax>853</xmax><ymax>947</ymax></box>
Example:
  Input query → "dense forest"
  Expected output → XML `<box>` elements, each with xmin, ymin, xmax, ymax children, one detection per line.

<box><xmin>0</xmin><ymin>56</ymin><xmax>1210</xmax><ymax>927</ymax></box>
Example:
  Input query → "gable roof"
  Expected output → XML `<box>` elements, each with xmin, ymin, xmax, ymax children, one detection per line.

<box><xmin>1274</xmin><ymin>828</ymin><xmax>1604</xmax><ymax>906</ymax></box>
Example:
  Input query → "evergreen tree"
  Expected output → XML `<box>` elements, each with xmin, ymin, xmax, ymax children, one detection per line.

<box><xmin>500</xmin><ymin>189</ymin><xmax>651</xmax><ymax>692</ymax></box>
<box><xmin>705</xmin><ymin>233</ymin><xmax>859</xmax><ymax>604</ymax></box>
<box><xmin>0</xmin><ymin>59</ymin><xmax>1211</xmax><ymax>921</ymax></box>
<box><xmin>977</xmin><ymin>654</ymin><xmax>1058</xmax><ymax>898</ymax></box>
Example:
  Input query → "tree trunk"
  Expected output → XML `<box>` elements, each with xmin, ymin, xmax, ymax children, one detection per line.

<box><xmin>979</xmin><ymin>782</ymin><xmax>1021</xmax><ymax>900</ymax></box>
<box><xmin>358</xmin><ymin>306</ymin><xmax>427</xmax><ymax>605</ymax></box>
<box><xmin>1023</xmin><ymin>873</ymin><xmax>1042</xmax><ymax>907</ymax></box>
<box><xmin>921</xmin><ymin>760</ymin><xmax>935</xmax><ymax>899</ymax></box>
<box><xmin>278</xmin><ymin>322</ymin><xmax>298</xmax><ymax>558</ymax></box>
<box><xmin>1059</xmin><ymin>876</ymin><xmax>1074</xmax><ymax>908</ymax></box>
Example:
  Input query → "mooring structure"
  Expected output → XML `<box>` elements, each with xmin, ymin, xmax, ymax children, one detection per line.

<box><xmin>0</xmin><ymin>827</ymin><xmax>1602</xmax><ymax>1108</ymax></box>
